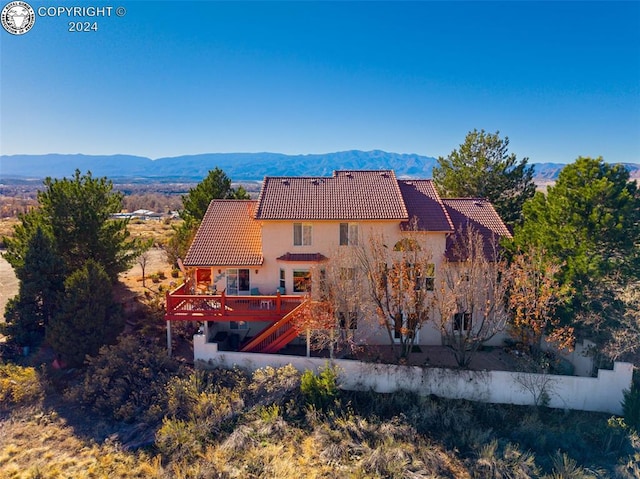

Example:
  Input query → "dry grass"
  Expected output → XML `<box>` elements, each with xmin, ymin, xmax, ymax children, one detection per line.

<box><xmin>0</xmin><ymin>216</ymin><xmax>176</xmax><ymax>246</ymax></box>
<box><xmin>0</xmin><ymin>411</ymin><xmax>163</xmax><ymax>479</ymax></box>
<box><xmin>0</xmin><ymin>217</ymin><xmax>19</xmax><ymax>242</ymax></box>
<box><xmin>126</xmin><ymin>218</ymin><xmax>178</xmax><ymax>247</ymax></box>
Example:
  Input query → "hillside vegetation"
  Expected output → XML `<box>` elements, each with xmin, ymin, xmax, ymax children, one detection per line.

<box><xmin>1</xmin><ymin>355</ymin><xmax>639</xmax><ymax>479</ymax></box>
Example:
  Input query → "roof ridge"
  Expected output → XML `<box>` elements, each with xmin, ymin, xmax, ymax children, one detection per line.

<box><xmin>442</xmin><ymin>197</ymin><xmax>490</xmax><ymax>201</ymax></box>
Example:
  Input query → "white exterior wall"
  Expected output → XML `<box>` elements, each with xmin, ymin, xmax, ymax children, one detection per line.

<box><xmin>259</xmin><ymin>220</ymin><xmax>449</xmax><ymax>346</ymax></box>
<box><xmin>195</xmin><ymin>218</ymin><xmax>509</xmax><ymax>349</ymax></box>
<box><xmin>194</xmin><ymin>336</ymin><xmax>633</xmax><ymax>415</ymax></box>
<box><xmin>260</xmin><ymin>220</ymin><xmax>406</xmax><ymax>294</ymax></box>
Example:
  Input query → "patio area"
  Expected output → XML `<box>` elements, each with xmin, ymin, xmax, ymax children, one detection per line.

<box><xmin>276</xmin><ymin>344</ymin><xmax>525</xmax><ymax>372</ymax></box>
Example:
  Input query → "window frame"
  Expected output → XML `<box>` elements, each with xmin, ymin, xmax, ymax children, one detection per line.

<box><xmin>293</xmin><ymin>222</ymin><xmax>312</xmax><ymax>246</ymax></box>
<box><xmin>338</xmin><ymin>311</ymin><xmax>358</xmax><ymax>330</ymax></box>
<box><xmin>453</xmin><ymin>312</ymin><xmax>472</xmax><ymax>332</ymax></box>
<box><xmin>293</xmin><ymin>269</ymin><xmax>312</xmax><ymax>293</ymax></box>
<box><xmin>339</xmin><ymin>222</ymin><xmax>359</xmax><ymax>246</ymax></box>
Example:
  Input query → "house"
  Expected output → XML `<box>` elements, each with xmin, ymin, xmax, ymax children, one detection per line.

<box><xmin>165</xmin><ymin>170</ymin><xmax>512</xmax><ymax>356</ymax></box>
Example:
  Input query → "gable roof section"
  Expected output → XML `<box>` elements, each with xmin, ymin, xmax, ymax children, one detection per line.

<box><xmin>183</xmin><ymin>200</ymin><xmax>263</xmax><ymax>267</ymax></box>
<box><xmin>254</xmin><ymin>170</ymin><xmax>409</xmax><ymax>220</ymax></box>
<box><xmin>397</xmin><ymin>179</ymin><xmax>454</xmax><ymax>232</ymax></box>
<box><xmin>441</xmin><ymin>198</ymin><xmax>512</xmax><ymax>260</ymax></box>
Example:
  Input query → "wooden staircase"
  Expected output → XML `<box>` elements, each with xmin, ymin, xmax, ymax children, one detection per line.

<box><xmin>240</xmin><ymin>300</ymin><xmax>307</xmax><ymax>353</ymax></box>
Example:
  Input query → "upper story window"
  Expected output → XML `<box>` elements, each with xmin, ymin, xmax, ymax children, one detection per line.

<box><xmin>293</xmin><ymin>223</ymin><xmax>312</xmax><ymax>246</ymax></box>
<box><xmin>339</xmin><ymin>223</ymin><xmax>358</xmax><ymax>246</ymax></box>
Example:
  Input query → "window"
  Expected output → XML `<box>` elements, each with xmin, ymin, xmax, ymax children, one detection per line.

<box><xmin>338</xmin><ymin>311</ymin><xmax>358</xmax><ymax>330</ymax></box>
<box><xmin>393</xmin><ymin>313</ymin><xmax>403</xmax><ymax>339</ymax></box>
<box><xmin>279</xmin><ymin>269</ymin><xmax>286</xmax><ymax>293</ymax></box>
<box><xmin>293</xmin><ymin>223</ymin><xmax>312</xmax><ymax>246</ymax></box>
<box><xmin>230</xmin><ymin>321</ymin><xmax>247</xmax><ymax>330</ymax></box>
<box><xmin>339</xmin><ymin>223</ymin><xmax>358</xmax><ymax>246</ymax></box>
<box><xmin>227</xmin><ymin>268</ymin><xmax>250</xmax><ymax>295</ymax></box>
<box><xmin>293</xmin><ymin>270</ymin><xmax>311</xmax><ymax>292</ymax></box>
<box><xmin>339</xmin><ymin>267</ymin><xmax>355</xmax><ymax>281</ymax></box>
<box><xmin>415</xmin><ymin>263</ymin><xmax>435</xmax><ymax>291</ymax></box>
<box><xmin>394</xmin><ymin>238</ymin><xmax>420</xmax><ymax>251</ymax></box>
<box><xmin>453</xmin><ymin>312</ymin><xmax>472</xmax><ymax>332</ymax></box>
<box><xmin>318</xmin><ymin>268</ymin><xmax>328</xmax><ymax>299</ymax></box>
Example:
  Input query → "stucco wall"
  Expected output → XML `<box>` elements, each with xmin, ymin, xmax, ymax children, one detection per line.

<box><xmin>193</xmin><ymin>335</ymin><xmax>632</xmax><ymax>415</ymax></box>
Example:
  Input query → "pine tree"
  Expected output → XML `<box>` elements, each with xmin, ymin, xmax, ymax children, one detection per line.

<box><xmin>3</xmin><ymin>170</ymin><xmax>145</xmax><ymax>282</ymax></box>
<box><xmin>2</xmin><ymin>226</ymin><xmax>65</xmax><ymax>347</ymax></box>
<box><xmin>47</xmin><ymin>260</ymin><xmax>124</xmax><ymax>366</ymax></box>
<box><xmin>433</xmin><ymin>129</ymin><xmax>535</xmax><ymax>228</ymax></box>
<box><xmin>167</xmin><ymin>168</ymin><xmax>249</xmax><ymax>265</ymax></box>
<box><xmin>181</xmin><ymin>167</ymin><xmax>249</xmax><ymax>223</ymax></box>
<box><xmin>514</xmin><ymin>157</ymin><xmax>640</xmax><ymax>351</ymax></box>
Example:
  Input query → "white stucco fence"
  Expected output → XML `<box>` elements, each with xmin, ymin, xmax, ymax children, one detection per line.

<box><xmin>193</xmin><ymin>335</ymin><xmax>633</xmax><ymax>415</ymax></box>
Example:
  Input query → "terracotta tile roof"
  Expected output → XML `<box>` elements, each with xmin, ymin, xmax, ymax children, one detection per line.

<box><xmin>397</xmin><ymin>180</ymin><xmax>454</xmax><ymax>232</ymax></box>
<box><xmin>254</xmin><ymin>170</ymin><xmax>409</xmax><ymax>220</ymax></box>
<box><xmin>276</xmin><ymin>253</ymin><xmax>329</xmax><ymax>262</ymax></box>
<box><xmin>441</xmin><ymin>198</ymin><xmax>512</xmax><ymax>260</ymax></box>
<box><xmin>183</xmin><ymin>200</ymin><xmax>263</xmax><ymax>266</ymax></box>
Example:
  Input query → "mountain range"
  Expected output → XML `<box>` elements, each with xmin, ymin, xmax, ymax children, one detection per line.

<box><xmin>1</xmin><ymin>151</ymin><xmax>638</xmax><ymax>182</ymax></box>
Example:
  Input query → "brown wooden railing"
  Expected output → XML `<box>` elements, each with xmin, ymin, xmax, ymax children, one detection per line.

<box><xmin>165</xmin><ymin>284</ymin><xmax>304</xmax><ymax>322</ymax></box>
<box><xmin>240</xmin><ymin>300</ymin><xmax>308</xmax><ymax>353</ymax></box>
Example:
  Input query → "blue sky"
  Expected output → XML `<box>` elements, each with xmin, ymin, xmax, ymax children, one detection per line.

<box><xmin>1</xmin><ymin>1</ymin><xmax>639</xmax><ymax>164</ymax></box>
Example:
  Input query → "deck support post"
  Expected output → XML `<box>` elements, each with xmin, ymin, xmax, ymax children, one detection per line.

<box><xmin>329</xmin><ymin>329</ymin><xmax>334</xmax><ymax>359</ymax></box>
<box><xmin>306</xmin><ymin>329</ymin><xmax>311</xmax><ymax>358</ymax></box>
<box><xmin>166</xmin><ymin>320</ymin><xmax>172</xmax><ymax>357</ymax></box>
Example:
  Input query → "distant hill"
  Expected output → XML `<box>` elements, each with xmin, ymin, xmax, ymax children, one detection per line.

<box><xmin>1</xmin><ymin>151</ymin><xmax>638</xmax><ymax>182</ymax></box>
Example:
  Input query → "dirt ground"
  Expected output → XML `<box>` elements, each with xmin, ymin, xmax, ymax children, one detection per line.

<box><xmin>119</xmin><ymin>246</ymin><xmax>176</xmax><ymax>294</ymax></box>
<box><xmin>0</xmin><ymin>252</ymin><xmax>19</xmax><ymax>322</ymax></box>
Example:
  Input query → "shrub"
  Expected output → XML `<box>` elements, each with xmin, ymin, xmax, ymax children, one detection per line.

<box><xmin>300</xmin><ymin>364</ymin><xmax>339</xmax><ymax>410</ymax></box>
<box><xmin>66</xmin><ymin>335</ymin><xmax>180</xmax><ymax>423</ymax></box>
<box><xmin>545</xmin><ymin>451</ymin><xmax>603</xmax><ymax>478</ymax></box>
<box><xmin>248</xmin><ymin>364</ymin><xmax>301</xmax><ymax>409</ymax></box>
<box><xmin>0</xmin><ymin>363</ymin><xmax>43</xmax><ymax>409</ymax></box>
<box><xmin>155</xmin><ymin>417</ymin><xmax>203</xmax><ymax>463</ymax></box>
<box><xmin>622</xmin><ymin>386</ymin><xmax>640</xmax><ymax>431</ymax></box>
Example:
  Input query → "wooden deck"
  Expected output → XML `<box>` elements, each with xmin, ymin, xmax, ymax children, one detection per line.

<box><xmin>164</xmin><ymin>283</ymin><xmax>304</xmax><ymax>322</ymax></box>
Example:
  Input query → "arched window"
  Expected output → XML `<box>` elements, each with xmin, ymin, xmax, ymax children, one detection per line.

<box><xmin>393</xmin><ymin>238</ymin><xmax>420</xmax><ymax>252</ymax></box>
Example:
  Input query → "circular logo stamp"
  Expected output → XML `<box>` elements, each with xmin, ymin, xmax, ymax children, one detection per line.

<box><xmin>1</xmin><ymin>1</ymin><xmax>35</xmax><ymax>35</ymax></box>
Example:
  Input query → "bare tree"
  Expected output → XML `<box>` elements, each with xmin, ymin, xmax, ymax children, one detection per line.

<box><xmin>433</xmin><ymin>228</ymin><xmax>509</xmax><ymax>367</ymax></box>
<box><xmin>292</xmin><ymin>247</ymin><xmax>366</xmax><ymax>358</ymax></box>
<box><xmin>603</xmin><ymin>281</ymin><xmax>640</xmax><ymax>362</ymax></box>
<box><xmin>356</xmin><ymin>226</ymin><xmax>436</xmax><ymax>361</ymax></box>
<box><xmin>137</xmin><ymin>250</ymin><xmax>151</xmax><ymax>288</ymax></box>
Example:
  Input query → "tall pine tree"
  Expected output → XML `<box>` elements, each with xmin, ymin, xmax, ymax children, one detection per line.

<box><xmin>514</xmin><ymin>157</ymin><xmax>640</xmax><ymax>355</ymax></box>
<box><xmin>433</xmin><ymin>129</ymin><xmax>535</xmax><ymax>228</ymax></box>
<box><xmin>166</xmin><ymin>167</ymin><xmax>249</xmax><ymax>265</ymax></box>
<box><xmin>3</xmin><ymin>170</ymin><xmax>145</xmax><ymax>282</ymax></box>
<box><xmin>2</xmin><ymin>226</ymin><xmax>65</xmax><ymax>347</ymax></box>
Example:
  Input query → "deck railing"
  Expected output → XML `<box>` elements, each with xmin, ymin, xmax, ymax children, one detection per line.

<box><xmin>165</xmin><ymin>283</ymin><xmax>304</xmax><ymax>322</ymax></box>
